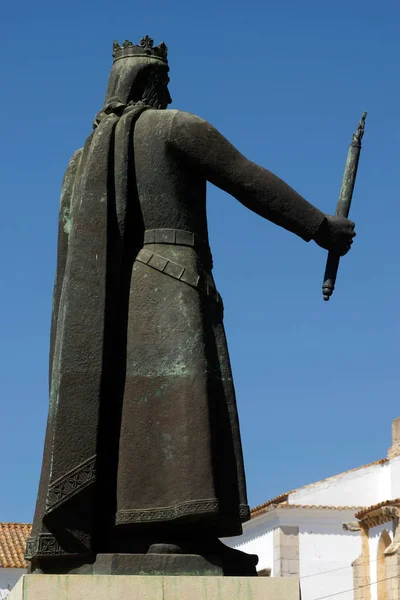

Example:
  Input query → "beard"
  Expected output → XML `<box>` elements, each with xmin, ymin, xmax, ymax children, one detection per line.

<box><xmin>142</xmin><ymin>75</ymin><xmax>169</xmax><ymax>109</ymax></box>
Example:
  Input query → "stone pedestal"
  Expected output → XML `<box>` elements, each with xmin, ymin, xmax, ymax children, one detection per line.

<box><xmin>9</xmin><ymin>574</ymin><xmax>300</xmax><ymax>600</ymax></box>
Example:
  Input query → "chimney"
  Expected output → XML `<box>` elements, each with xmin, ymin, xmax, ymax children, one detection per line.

<box><xmin>388</xmin><ymin>417</ymin><xmax>400</xmax><ymax>459</ymax></box>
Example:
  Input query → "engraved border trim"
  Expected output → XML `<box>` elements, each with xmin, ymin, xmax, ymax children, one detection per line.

<box><xmin>25</xmin><ymin>534</ymin><xmax>82</xmax><ymax>560</ymax></box>
<box><xmin>46</xmin><ymin>455</ymin><xmax>96</xmax><ymax>514</ymax></box>
<box><xmin>116</xmin><ymin>499</ymin><xmax>250</xmax><ymax>524</ymax></box>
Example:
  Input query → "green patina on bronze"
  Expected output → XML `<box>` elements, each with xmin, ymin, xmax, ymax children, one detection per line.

<box><xmin>27</xmin><ymin>35</ymin><xmax>357</xmax><ymax>577</ymax></box>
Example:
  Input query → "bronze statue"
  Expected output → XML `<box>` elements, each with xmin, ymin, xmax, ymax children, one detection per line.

<box><xmin>26</xmin><ymin>36</ymin><xmax>356</xmax><ymax>576</ymax></box>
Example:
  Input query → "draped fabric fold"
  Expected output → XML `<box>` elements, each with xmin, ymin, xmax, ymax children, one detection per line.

<box><xmin>27</xmin><ymin>53</ymin><xmax>252</xmax><ymax>568</ymax></box>
<box><xmin>27</xmin><ymin>102</ymin><xmax>149</xmax><ymax>560</ymax></box>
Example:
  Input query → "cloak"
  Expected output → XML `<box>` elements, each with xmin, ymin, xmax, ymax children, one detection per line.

<box><xmin>26</xmin><ymin>59</ymin><xmax>151</xmax><ymax>560</ymax></box>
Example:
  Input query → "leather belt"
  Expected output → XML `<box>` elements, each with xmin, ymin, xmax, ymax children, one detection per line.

<box><xmin>135</xmin><ymin>248</ymin><xmax>222</xmax><ymax>306</ymax></box>
<box><xmin>143</xmin><ymin>228</ymin><xmax>212</xmax><ymax>267</ymax></box>
<box><xmin>144</xmin><ymin>228</ymin><xmax>207</xmax><ymax>249</ymax></box>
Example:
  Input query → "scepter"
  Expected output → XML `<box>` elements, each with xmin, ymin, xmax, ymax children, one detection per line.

<box><xmin>322</xmin><ymin>112</ymin><xmax>367</xmax><ymax>301</ymax></box>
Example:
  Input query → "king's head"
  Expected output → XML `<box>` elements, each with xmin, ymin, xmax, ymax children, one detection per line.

<box><xmin>113</xmin><ymin>36</ymin><xmax>168</xmax><ymax>65</ymax></box>
<box><xmin>101</xmin><ymin>35</ymin><xmax>171</xmax><ymax>113</ymax></box>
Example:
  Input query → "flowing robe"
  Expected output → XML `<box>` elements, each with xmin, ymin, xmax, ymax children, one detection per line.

<box><xmin>27</xmin><ymin>107</ymin><xmax>325</xmax><ymax>563</ymax></box>
<box><xmin>115</xmin><ymin>109</ymin><xmax>325</xmax><ymax>535</ymax></box>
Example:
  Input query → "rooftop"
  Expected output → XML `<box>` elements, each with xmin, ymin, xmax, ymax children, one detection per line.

<box><xmin>355</xmin><ymin>498</ymin><xmax>400</xmax><ymax>520</ymax></box>
<box><xmin>0</xmin><ymin>523</ymin><xmax>31</xmax><ymax>569</ymax></box>
<box><xmin>259</xmin><ymin>502</ymin><xmax>362</xmax><ymax>513</ymax></box>
<box><xmin>250</xmin><ymin>457</ymin><xmax>388</xmax><ymax>518</ymax></box>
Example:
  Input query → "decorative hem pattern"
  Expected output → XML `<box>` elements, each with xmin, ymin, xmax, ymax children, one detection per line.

<box><xmin>45</xmin><ymin>455</ymin><xmax>96</xmax><ymax>514</ymax></box>
<box><xmin>24</xmin><ymin>533</ymin><xmax>84</xmax><ymax>560</ymax></box>
<box><xmin>116</xmin><ymin>499</ymin><xmax>250</xmax><ymax>524</ymax></box>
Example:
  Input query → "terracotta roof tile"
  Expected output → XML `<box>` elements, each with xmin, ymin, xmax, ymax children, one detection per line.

<box><xmin>282</xmin><ymin>503</ymin><xmax>362</xmax><ymax>511</ymax></box>
<box><xmin>252</xmin><ymin>501</ymin><xmax>361</xmax><ymax>517</ymax></box>
<box><xmin>251</xmin><ymin>458</ymin><xmax>388</xmax><ymax>518</ymax></box>
<box><xmin>251</xmin><ymin>493</ymin><xmax>291</xmax><ymax>516</ymax></box>
<box><xmin>355</xmin><ymin>498</ymin><xmax>400</xmax><ymax>520</ymax></box>
<box><xmin>0</xmin><ymin>523</ymin><xmax>31</xmax><ymax>569</ymax></box>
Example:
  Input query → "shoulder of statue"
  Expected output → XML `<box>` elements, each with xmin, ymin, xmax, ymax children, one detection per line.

<box><xmin>168</xmin><ymin>109</ymin><xmax>207</xmax><ymax>124</ymax></box>
<box><xmin>167</xmin><ymin>109</ymin><xmax>210</xmax><ymax>139</ymax></box>
<box><xmin>137</xmin><ymin>107</ymin><xmax>176</xmax><ymax>128</ymax></box>
<box><xmin>136</xmin><ymin>109</ymin><xmax>208</xmax><ymax>141</ymax></box>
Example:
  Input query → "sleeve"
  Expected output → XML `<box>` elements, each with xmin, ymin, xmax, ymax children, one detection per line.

<box><xmin>168</xmin><ymin>110</ymin><xmax>325</xmax><ymax>242</ymax></box>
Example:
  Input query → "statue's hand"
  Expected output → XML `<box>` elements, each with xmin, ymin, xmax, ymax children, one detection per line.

<box><xmin>313</xmin><ymin>215</ymin><xmax>356</xmax><ymax>256</ymax></box>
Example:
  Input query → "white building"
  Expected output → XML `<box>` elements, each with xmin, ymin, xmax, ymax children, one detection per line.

<box><xmin>0</xmin><ymin>523</ymin><xmax>30</xmax><ymax>597</ymax></box>
<box><xmin>224</xmin><ymin>417</ymin><xmax>400</xmax><ymax>600</ymax></box>
<box><xmin>4</xmin><ymin>420</ymin><xmax>400</xmax><ymax>600</ymax></box>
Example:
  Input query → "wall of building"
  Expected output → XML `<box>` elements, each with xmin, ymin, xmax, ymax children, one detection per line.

<box><xmin>299</xmin><ymin>521</ymin><xmax>361</xmax><ymax>600</ymax></box>
<box><xmin>239</xmin><ymin>529</ymin><xmax>275</xmax><ymax>574</ymax></box>
<box><xmin>390</xmin><ymin>457</ymin><xmax>400</xmax><ymax>500</ymax></box>
<box><xmin>226</xmin><ymin>417</ymin><xmax>400</xmax><ymax>600</ymax></box>
<box><xmin>223</xmin><ymin>514</ymin><xmax>277</xmax><ymax>574</ymax></box>
<box><xmin>274</xmin><ymin>525</ymin><xmax>299</xmax><ymax>577</ymax></box>
<box><xmin>368</xmin><ymin>523</ymin><xmax>393</xmax><ymax>600</ymax></box>
<box><xmin>226</xmin><ymin>508</ymin><xmax>360</xmax><ymax>600</ymax></box>
<box><xmin>290</xmin><ymin>463</ymin><xmax>391</xmax><ymax>508</ymax></box>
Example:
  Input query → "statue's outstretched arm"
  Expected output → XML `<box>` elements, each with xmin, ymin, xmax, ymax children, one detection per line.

<box><xmin>169</xmin><ymin>111</ymin><xmax>325</xmax><ymax>242</ymax></box>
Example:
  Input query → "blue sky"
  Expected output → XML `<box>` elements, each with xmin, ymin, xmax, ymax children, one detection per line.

<box><xmin>0</xmin><ymin>0</ymin><xmax>399</xmax><ymax>522</ymax></box>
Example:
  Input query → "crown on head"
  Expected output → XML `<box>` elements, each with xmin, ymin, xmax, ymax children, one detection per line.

<box><xmin>113</xmin><ymin>36</ymin><xmax>168</xmax><ymax>64</ymax></box>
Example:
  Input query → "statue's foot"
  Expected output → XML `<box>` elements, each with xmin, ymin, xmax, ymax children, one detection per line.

<box><xmin>147</xmin><ymin>543</ymin><xmax>185</xmax><ymax>554</ymax></box>
<box><xmin>214</xmin><ymin>540</ymin><xmax>258</xmax><ymax>576</ymax></box>
<box><xmin>146</xmin><ymin>537</ymin><xmax>258</xmax><ymax>576</ymax></box>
